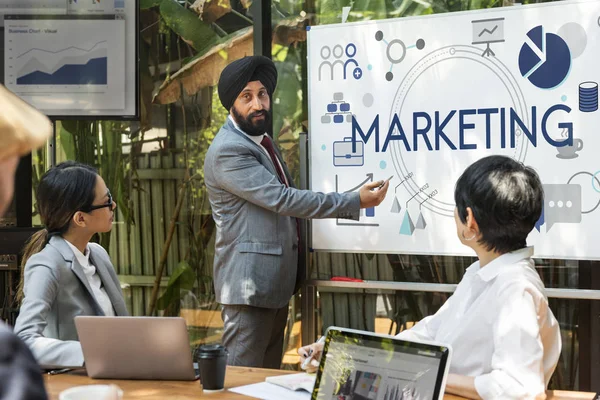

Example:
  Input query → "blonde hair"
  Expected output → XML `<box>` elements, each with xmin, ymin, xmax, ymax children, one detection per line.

<box><xmin>0</xmin><ymin>85</ymin><xmax>52</xmax><ymax>163</ymax></box>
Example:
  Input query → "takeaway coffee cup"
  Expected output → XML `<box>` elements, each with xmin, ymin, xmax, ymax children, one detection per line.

<box><xmin>197</xmin><ymin>344</ymin><xmax>228</xmax><ymax>391</ymax></box>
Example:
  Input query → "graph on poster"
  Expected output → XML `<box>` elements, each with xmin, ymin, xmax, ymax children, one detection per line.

<box><xmin>5</xmin><ymin>17</ymin><xmax>125</xmax><ymax>111</ymax></box>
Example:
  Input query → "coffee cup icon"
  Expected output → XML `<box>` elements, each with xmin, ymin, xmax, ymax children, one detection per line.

<box><xmin>556</xmin><ymin>138</ymin><xmax>584</xmax><ymax>159</ymax></box>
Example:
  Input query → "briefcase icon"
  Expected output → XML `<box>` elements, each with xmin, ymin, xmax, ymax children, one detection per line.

<box><xmin>333</xmin><ymin>137</ymin><xmax>364</xmax><ymax>167</ymax></box>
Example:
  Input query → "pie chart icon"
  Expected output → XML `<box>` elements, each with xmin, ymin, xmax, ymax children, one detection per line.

<box><xmin>519</xmin><ymin>25</ymin><xmax>571</xmax><ymax>89</ymax></box>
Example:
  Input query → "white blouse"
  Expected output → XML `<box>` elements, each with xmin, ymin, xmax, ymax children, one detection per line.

<box><xmin>396</xmin><ymin>247</ymin><xmax>561</xmax><ymax>400</ymax></box>
<box><xmin>65</xmin><ymin>241</ymin><xmax>115</xmax><ymax>317</ymax></box>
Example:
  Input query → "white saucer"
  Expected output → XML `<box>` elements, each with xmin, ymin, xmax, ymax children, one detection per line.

<box><xmin>556</xmin><ymin>153</ymin><xmax>578</xmax><ymax>159</ymax></box>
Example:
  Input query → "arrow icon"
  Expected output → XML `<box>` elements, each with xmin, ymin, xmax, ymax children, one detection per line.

<box><xmin>342</xmin><ymin>173</ymin><xmax>374</xmax><ymax>193</ymax></box>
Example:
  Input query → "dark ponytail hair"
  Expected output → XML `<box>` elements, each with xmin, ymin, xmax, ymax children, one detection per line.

<box><xmin>17</xmin><ymin>161</ymin><xmax>98</xmax><ymax>302</ymax></box>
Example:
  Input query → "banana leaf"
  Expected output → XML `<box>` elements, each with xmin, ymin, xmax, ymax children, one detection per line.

<box><xmin>272</xmin><ymin>15</ymin><xmax>308</xmax><ymax>47</ymax></box>
<box><xmin>153</xmin><ymin>26</ymin><xmax>253</xmax><ymax>104</ymax></box>
<box><xmin>191</xmin><ymin>0</ymin><xmax>232</xmax><ymax>23</ymax></box>
<box><xmin>159</xmin><ymin>0</ymin><xmax>221</xmax><ymax>52</ymax></box>
<box><xmin>157</xmin><ymin>260</ymin><xmax>197</xmax><ymax>312</ymax></box>
<box><xmin>140</xmin><ymin>0</ymin><xmax>163</xmax><ymax>9</ymax></box>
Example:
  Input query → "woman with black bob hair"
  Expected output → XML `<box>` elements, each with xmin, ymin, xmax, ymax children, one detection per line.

<box><xmin>299</xmin><ymin>155</ymin><xmax>561</xmax><ymax>399</ymax></box>
<box><xmin>14</xmin><ymin>161</ymin><xmax>128</xmax><ymax>367</ymax></box>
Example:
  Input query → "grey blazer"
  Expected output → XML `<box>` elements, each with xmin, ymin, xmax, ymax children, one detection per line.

<box><xmin>14</xmin><ymin>236</ymin><xmax>128</xmax><ymax>367</ymax></box>
<box><xmin>204</xmin><ymin>119</ymin><xmax>360</xmax><ymax>309</ymax></box>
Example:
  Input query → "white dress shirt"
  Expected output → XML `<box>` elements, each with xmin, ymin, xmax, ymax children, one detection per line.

<box><xmin>396</xmin><ymin>247</ymin><xmax>561</xmax><ymax>400</ymax></box>
<box><xmin>65</xmin><ymin>241</ymin><xmax>115</xmax><ymax>317</ymax></box>
<box><xmin>228</xmin><ymin>115</ymin><xmax>289</xmax><ymax>186</ymax></box>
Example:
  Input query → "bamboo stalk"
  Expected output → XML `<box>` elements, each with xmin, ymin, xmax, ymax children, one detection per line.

<box><xmin>148</xmin><ymin>178</ymin><xmax>188</xmax><ymax>316</ymax></box>
<box><xmin>148</xmin><ymin>80</ymin><xmax>191</xmax><ymax>316</ymax></box>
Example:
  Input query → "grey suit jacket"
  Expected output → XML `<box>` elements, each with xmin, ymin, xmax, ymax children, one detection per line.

<box><xmin>204</xmin><ymin>119</ymin><xmax>360</xmax><ymax>309</ymax></box>
<box><xmin>14</xmin><ymin>236</ymin><xmax>128</xmax><ymax>367</ymax></box>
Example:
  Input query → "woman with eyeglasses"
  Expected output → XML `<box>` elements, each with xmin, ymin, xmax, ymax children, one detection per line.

<box><xmin>14</xmin><ymin>161</ymin><xmax>128</xmax><ymax>367</ymax></box>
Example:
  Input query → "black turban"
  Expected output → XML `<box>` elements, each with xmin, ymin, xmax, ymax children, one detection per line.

<box><xmin>217</xmin><ymin>56</ymin><xmax>278</xmax><ymax>111</ymax></box>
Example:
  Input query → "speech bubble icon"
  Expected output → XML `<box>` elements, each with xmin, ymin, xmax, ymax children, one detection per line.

<box><xmin>535</xmin><ymin>206</ymin><xmax>545</xmax><ymax>232</ymax></box>
<box><xmin>543</xmin><ymin>184</ymin><xmax>582</xmax><ymax>232</ymax></box>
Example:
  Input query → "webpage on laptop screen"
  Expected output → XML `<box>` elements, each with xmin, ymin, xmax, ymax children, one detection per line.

<box><xmin>313</xmin><ymin>334</ymin><xmax>444</xmax><ymax>400</ymax></box>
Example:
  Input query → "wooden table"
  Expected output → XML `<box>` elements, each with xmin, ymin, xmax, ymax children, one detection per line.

<box><xmin>45</xmin><ymin>367</ymin><xmax>298</xmax><ymax>400</ymax></box>
<box><xmin>44</xmin><ymin>366</ymin><xmax>596</xmax><ymax>400</ymax></box>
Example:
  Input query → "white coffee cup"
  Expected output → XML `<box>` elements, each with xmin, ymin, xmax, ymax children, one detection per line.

<box><xmin>59</xmin><ymin>385</ymin><xmax>123</xmax><ymax>400</ymax></box>
<box><xmin>557</xmin><ymin>138</ymin><xmax>584</xmax><ymax>158</ymax></box>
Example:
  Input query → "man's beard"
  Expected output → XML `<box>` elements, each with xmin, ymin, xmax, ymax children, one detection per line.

<box><xmin>231</xmin><ymin>106</ymin><xmax>271</xmax><ymax>137</ymax></box>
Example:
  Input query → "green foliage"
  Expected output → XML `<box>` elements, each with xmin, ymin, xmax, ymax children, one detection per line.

<box><xmin>137</xmin><ymin>0</ymin><xmax>238</xmax><ymax>317</ymax></box>
<box><xmin>313</xmin><ymin>0</ymin><xmax>501</xmax><ymax>25</ymax></box>
<box><xmin>187</xmin><ymin>89</ymin><xmax>228</xmax><ymax>183</ymax></box>
<box><xmin>57</xmin><ymin>121</ymin><xmax>137</xmax><ymax>249</ymax></box>
<box><xmin>273</xmin><ymin>45</ymin><xmax>303</xmax><ymax>142</ymax></box>
<box><xmin>179</xmin><ymin>89</ymin><xmax>225</xmax><ymax>303</ymax></box>
<box><xmin>157</xmin><ymin>260</ymin><xmax>197</xmax><ymax>314</ymax></box>
<box><xmin>159</xmin><ymin>0</ymin><xmax>221</xmax><ymax>52</ymax></box>
<box><xmin>140</xmin><ymin>0</ymin><xmax>163</xmax><ymax>9</ymax></box>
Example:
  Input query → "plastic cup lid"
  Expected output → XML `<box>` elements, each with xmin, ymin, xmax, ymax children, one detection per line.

<box><xmin>198</xmin><ymin>344</ymin><xmax>228</xmax><ymax>357</ymax></box>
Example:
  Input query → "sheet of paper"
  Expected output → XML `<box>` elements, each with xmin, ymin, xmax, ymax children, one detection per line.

<box><xmin>265</xmin><ymin>372</ymin><xmax>316</xmax><ymax>392</ymax></box>
<box><xmin>229</xmin><ymin>382</ymin><xmax>312</xmax><ymax>400</ymax></box>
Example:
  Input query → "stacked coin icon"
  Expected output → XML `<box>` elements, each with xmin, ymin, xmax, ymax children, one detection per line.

<box><xmin>579</xmin><ymin>82</ymin><xmax>598</xmax><ymax>112</ymax></box>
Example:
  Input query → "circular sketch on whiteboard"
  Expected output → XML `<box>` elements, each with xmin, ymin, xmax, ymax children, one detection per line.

<box><xmin>388</xmin><ymin>45</ymin><xmax>529</xmax><ymax>217</ymax></box>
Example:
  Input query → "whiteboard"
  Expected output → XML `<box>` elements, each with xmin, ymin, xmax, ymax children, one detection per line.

<box><xmin>307</xmin><ymin>0</ymin><xmax>600</xmax><ymax>259</ymax></box>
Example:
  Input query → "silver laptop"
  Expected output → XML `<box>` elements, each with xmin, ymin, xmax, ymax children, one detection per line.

<box><xmin>311</xmin><ymin>327</ymin><xmax>452</xmax><ymax>400</ymax></box>
<box><xmin>75</xmin><ymin>316</ymin><xmax>198</xmax><ymax>381</ymax></box>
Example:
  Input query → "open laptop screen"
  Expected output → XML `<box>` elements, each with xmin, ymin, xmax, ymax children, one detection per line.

<box><xmin>312</xmin><ymin>327</ymin><xmax>451</xmax><ymax>400</ymax></box>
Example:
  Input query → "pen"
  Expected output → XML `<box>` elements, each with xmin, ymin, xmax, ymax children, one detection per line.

<box><xmin>48</xmin><ymin>368</ymin><xmax>73</xmax><ymax>375</ymax></box>
<box><xmin>377</xmin><ymin>175</ymin><xmax>394</xmax><ymax>190</ymax></box>
<box><xmin>301</xmin><ymin>335</ymin><xmax>326</xmax><ymax>370</ymax></box>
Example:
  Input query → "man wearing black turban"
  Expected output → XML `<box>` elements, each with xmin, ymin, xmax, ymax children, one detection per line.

<box><xmin>217</xmin><ymin>55</ymin><xmax>277</xmax><ymax>113</ymax></box>
<box><xmin>204</xmin><ymin>56</ymin><xmax>389</xmax><ymax>369</ymax></box>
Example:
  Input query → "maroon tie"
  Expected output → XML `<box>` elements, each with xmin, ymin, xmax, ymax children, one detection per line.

<box><xmin>260</xmin><ymin>135</ymin><xmax>288</xmax><ymax>186</ymax></box>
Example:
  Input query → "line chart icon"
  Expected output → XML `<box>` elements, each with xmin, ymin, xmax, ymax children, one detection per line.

<box><xmin>472</xmin><ymin>17</ymin><xmax>505</xmax><ymax>57</ymax></box>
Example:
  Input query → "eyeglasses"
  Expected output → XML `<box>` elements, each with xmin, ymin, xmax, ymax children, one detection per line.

<box><xmin>84</xmin><ymin>190</ymin><xmax>114</xmax><ymax>213</ymax></box>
